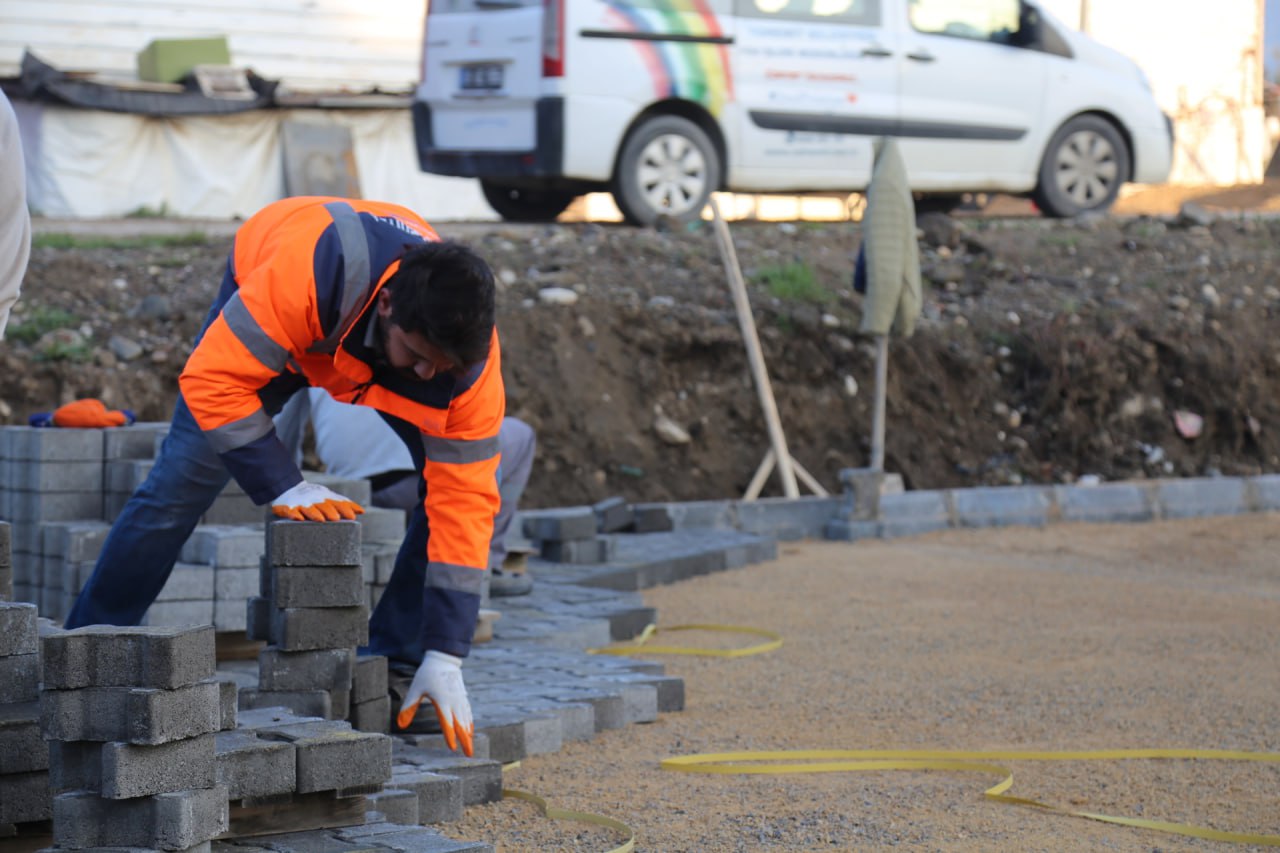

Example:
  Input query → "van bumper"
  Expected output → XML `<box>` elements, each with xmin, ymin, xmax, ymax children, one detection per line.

<box><xmin>412</xmin><ymin>97</ymin><xmax>565</xmax><ymax>179</ymax></box>
<box><xmin>1131</xmin><ymin>116</ymin><xmax>1174</xmax><ymax>184</ymax></box>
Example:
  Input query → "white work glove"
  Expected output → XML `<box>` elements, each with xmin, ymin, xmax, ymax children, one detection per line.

<box><xmin>270</xmin><ymin>481</ymin><xmax>365</xmax><ymax>522</ymax></box>
<box><xmin>396</xmin><ymin>650</ymin><xmax>475</xmax><ymax>756</ymax></box>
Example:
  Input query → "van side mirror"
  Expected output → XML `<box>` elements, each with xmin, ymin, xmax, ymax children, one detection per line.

<box><xmin>1011</xmin><ymin>4</ymin><xmax>1042</xmax><ymax>48</ymax></box>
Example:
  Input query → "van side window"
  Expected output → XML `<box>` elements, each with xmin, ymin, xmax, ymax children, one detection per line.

<box><xmin>908</xmin><ymin>0</ymin><xmax>1020</xmax><ymax>44</ymax></box>
<box><xmin>735</xmin><ymin>0</ymin><xmax>879</xmax><ymax>26</ymax></box>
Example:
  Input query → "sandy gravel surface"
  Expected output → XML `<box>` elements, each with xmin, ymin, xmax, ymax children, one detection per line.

<box><xmin>451</xmin><ymin>513</ymin><xmax>1280</xmax><ymax>852</ymax></box>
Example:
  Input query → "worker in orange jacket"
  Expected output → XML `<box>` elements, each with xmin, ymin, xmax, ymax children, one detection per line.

<box><xmin>65</xmin><ymin>196</ymin><xmax>504</xmax><ymax>756</ymax></box>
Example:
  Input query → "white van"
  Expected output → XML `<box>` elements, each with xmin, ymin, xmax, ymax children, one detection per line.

<box><xmin>412</xmin><ymin>0</ymin><xmax>1173</xmax><ymax>224</ymax></box>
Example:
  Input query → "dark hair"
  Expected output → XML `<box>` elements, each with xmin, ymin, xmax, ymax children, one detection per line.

<box><xmin>386</xmin><ymin>241</ymin><xmax>496</xmax><ymax>367</ymax></box>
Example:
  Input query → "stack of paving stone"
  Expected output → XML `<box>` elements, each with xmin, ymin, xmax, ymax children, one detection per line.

<box><xmin>241</xmin><ymin>520</ymin><xmax>369</xmax><ymax>722</ymax></box>
<box><xmin>145</xmin><ymin>556</ymin><xmax>219</xmax><ymax>630</ymax></box>
<box><xmin>38</xmin><ymin>521</ymin><xmax>109</xmax><ymax>623</ymax></box>
<box><xmin>348</xmin><ymin>655</ymin><xmax>391</xmax><ymax>735</ymax></box>
<box><xmin>355</xmin><ymin>505</ymin><xmax>406</xmax><ymax>613</ymax></box>
<box><xmin>101</xmin><ymin>423</ymin><xmax>171</xmax><ymax>521</ymax></box>
<box><xmin>0</xmin><ymin>427</ymin><xmax>106</xmax><ymax>613</ymax></box>
<box><xmin>177</xmin><ymin>525</ymin><xmax>265</xmax><ymax>634</ymax></box>
<box><xmin>0</xmin><ymin>600</ymin><xmax>49</xmax><ymax>834</ymax></box>
<box><xmin>220</xmin><ymin>703</ymin><xmax>493</xmax><ymax>831</ymax></box>
<box><xmin>222</xmin><ymin>706</ymin><xmax>392</xmax><ymax>836</ymax></box>
<box><xmin>41</xmin><ymin>624</ymin><xmax>230</xmax><ymax>851</ymax></box>
<box><xmin>0</xmin><ymin>521</ymin><xmax>11</xmax><ymax>600</ymax></box>
<box><xmin>522</xmin><ymin>506</ymin><xmax>614</xmax><ymax>564</ymax></box>
<box><xmin>0</xmin><ymin>418</ymin><xmax>404</xmax><ymax>635</ymax></box>
<box><xmin>0</xmin><ymin>422</ymin><xmax>163</xmax><ymax>618</ymax></box>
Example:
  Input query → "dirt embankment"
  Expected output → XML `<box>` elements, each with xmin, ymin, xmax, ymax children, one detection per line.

<box><xmin>5</xmin><ymin>197</ymin><xmax>1280</xmax><ymax>508</ymax></box>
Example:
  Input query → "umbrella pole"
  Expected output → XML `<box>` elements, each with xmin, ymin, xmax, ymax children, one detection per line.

<box><xmin>870</xmin><ymin>334</ymin><xmax>888</xmax><ymax>472</ymax></box>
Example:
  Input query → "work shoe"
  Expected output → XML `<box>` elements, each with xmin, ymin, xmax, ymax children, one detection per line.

<box><xmin>473</xmin><ymin>607</ymin><xmax>501</xmax><ymax>643</ymax></box>
<box><xmin>489</xmin><ymin>566</ymin><xmax>533</xmax><ymax>597</ymax></box>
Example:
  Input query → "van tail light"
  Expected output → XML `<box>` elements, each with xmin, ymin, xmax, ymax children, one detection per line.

<box><xmin>542</xmin><ymin>0</ymin><xmax>565</xmax><ymax>77</ymax></box>
<box><xmin>420</xmin><ymin>1</ymin><xmax>433</xmax><ymax>84</ymax></box>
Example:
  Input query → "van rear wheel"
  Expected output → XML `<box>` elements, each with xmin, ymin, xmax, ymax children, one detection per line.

<box><xmin>613</xmin><ymin>116</ymin><xmax>720</xmax><ymax>226</ymax></box>
<box><xmin>1033</xmin><ymin>115</ymin><xmax>1129</xmax><ymax>218</ymax></box>
<box><xmin>480</xmin><ymin>181</ymin><xmax>576</xmax><ymax>222</ymax></box>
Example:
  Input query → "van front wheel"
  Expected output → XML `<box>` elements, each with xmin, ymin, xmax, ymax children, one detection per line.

<box><xmin>480</xmin><ymin>181</ymin><xmax>576</xmax><ymax>222</ymax></box>
<box><xmin>613</xmin><ymin>116</ymin><xmax>720</xmax><ymax>226</ymax></box>
<box><xmin>1033</xmin><ymin>115</ymin><xmax>1130</xmax><ymax>217</ymax></box>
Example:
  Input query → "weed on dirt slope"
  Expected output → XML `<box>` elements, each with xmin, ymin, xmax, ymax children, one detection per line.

<box><xmin>4</xmin><ymin>212</ymin><xmax>1279</xmax><ymax>509</ymax></box>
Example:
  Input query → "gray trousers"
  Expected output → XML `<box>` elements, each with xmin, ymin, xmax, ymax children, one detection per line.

<box><xmin>373</xmin><ymin>416</ymin><xmax>536</xmax><ymax>571</ymax></box>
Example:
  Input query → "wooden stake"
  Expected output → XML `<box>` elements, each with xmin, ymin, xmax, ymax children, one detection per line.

<box><xmin>743</xmin><ymin>448</ymin><xmax>776</xmax><ymax>502</ymax></box>
<box><xmin>708</xmin><ymin>197</ymin><xmax>800</xmax><ymax>499</ymax></box>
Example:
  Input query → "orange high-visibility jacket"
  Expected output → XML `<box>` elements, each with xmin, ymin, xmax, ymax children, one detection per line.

<box><xmin>179</xmin><ymin>197</ymin><xmax>504</xmax><ymax>656</ymax></box>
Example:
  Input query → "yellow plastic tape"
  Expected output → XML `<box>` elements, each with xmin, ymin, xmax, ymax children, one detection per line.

<box><xmin>661</xmin><ymin>748</ymin><xmax>1280</xmax><ymax>846</ymax></box>
<box><xmin>588</xmin><ymin>623</ymin><xmax>783</xmax><ymax>658</ymax></box>
<box><xmin>502</xmin><ymin>788</ymin><xmax>636</xmax><ymax>853</ymax></box>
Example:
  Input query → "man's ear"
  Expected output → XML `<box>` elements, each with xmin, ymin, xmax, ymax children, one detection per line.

<box><xmin>376</xmin><ymin>288</ymin><xmax>393</xmax><ymax>317</ymax></box>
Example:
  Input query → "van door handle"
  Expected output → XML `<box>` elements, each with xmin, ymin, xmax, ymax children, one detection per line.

<box><xmin>860</xmin><ymin>45</ymin><xmax>893</xmax><ymax>58</ymax></box>
<box><xmin>905</xmin><ymin>50</ymin><xmax>936</xmax><ymax>62</ymax></box>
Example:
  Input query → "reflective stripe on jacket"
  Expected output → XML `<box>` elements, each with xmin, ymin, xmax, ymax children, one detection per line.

<box><xmin>179</xmin><ymin>196</ymin><xmax>504</xmax><ymax>655</ymax></box>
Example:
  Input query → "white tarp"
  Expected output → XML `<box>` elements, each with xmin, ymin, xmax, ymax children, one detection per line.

<box><xmin>14</xmin><ymin>101</ymin><xmax>497</xmax><ymax>221</ymax></box>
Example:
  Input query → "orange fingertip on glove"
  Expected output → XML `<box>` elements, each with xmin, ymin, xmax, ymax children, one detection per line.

<box><xmin>270</xmin><ymin>499</ymin><xmax>363</xmax><ymax>522</ymax></box>
<box><xmin>395</xmin><ymin>698</ymin><xmax>474</xmax><ymax>757</ymax></box>
<box><xmin>328</xmin><ymin>499</ymin><xmax>364</xmax><ymax>519</ymax></box>
<box><xmin>431</xmin><ymin>699</ymin><xmax>475</xmax><ymax>757</ymax></box>
<box><xmin>456</xmin><ymin>720</ymin><xmax>475</xmax><ymax>757</ymax></box>
<box><xmin>396</xmin><ymin>699</ymin><xmax>421</xmax><ymax>732</ymax></box>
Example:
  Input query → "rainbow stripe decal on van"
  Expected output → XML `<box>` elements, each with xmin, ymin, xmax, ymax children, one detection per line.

<box><xmin>602</xmin><ymin>0</ymin><xmax>733</xmax><ymax>116</ymax></box>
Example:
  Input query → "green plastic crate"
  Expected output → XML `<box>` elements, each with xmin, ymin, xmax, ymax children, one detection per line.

<box><xmin>136</xmin><ymin>36</ymin><xmax>231</xmax><ymax>84</ymax></box>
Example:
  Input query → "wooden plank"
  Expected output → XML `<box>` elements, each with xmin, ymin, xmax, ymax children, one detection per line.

<box><xmin>221</xmin><ymin>792</ymin><xmax>370</xmax><ymax>839</ymax></box>
<box><xmin>0</xmin><ymin>821</ymin><xmax>52</xmax><ymax>853</ymax></box>
<box><xmin>216</xmin><ymin>630</ymin><xmax>265</xmax><ymax>662</ymax></box>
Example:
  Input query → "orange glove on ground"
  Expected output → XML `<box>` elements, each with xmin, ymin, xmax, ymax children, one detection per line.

<box><xmin>270</xmin><ymin>481</ymin><xmax>365</xmax><ymax>522</ymax></box>
<box><xmin>31</xmin><ymin>398</ymin><xmax>136</xmax><ymax>428</ymax></box>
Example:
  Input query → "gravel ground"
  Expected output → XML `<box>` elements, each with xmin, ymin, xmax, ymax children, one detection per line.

<box><xmin>450</xmin><ymin>513</ymin><xmax>1280</xmax><ymax>852</ymax></box>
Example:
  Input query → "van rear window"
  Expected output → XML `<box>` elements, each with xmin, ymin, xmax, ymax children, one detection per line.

<box><xmin>735</xmin><ymin>0</ymin><xmax>878</xmax><ymax>25</ymax></box>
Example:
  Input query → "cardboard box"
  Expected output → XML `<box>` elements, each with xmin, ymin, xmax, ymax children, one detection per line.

<box><xmin>137</xmin><ymin>37</ymin><xmax>231</xmax><ymax>84</ymax></box>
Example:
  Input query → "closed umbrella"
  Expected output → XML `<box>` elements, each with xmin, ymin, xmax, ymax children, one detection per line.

<box><xmin>856</xmin><ymin>137</ymin><xmax>922</xmax><ymax>470</ymax></box>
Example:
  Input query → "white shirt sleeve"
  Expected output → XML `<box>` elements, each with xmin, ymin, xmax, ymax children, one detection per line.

<box><xmin>307</xmin><ymin>386</ymin><xmax>416</xmax><ymax>480</ymax></box>
<box><xmin>0</xmin><ymin>90</ymin><xmax>30</xmax><ymax>340</ymax></box>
